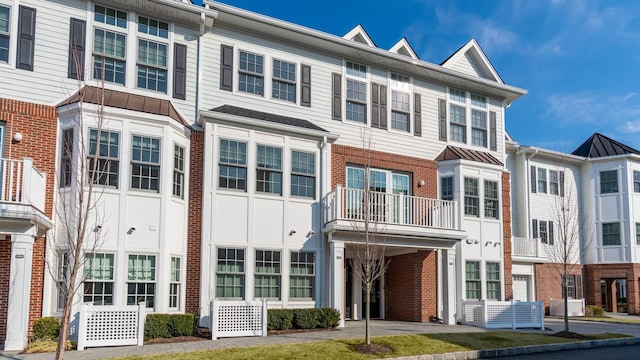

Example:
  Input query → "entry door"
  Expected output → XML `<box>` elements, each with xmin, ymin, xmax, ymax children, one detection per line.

<box><xmin>362</xmin><ymin>278</ymin><xmax>381</xmax><ymax>319</ymax></box>
<box><xmin>512</xmin><ymin>275</ymin><xmax>530</xmax><ymax>301</ymax></box>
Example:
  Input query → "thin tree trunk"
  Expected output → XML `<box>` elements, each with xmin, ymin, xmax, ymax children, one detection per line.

<box><xmin>365</xmin><ymin>285</ymin><xmax>371</xmax><ymax>345</ymax></box>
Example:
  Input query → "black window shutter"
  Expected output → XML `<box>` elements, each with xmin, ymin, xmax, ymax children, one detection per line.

<box><xmin>220</xmin><ymin>44</ymin><xmax>233</xmax><ymax>91</ymax></box>
<box><xmin>559</xmin><ymin>171</ymin><xmax>565</xmax><ymax>197</ymax></box>
<box><xmin>301</xmin><ymin>64</ymin><xmax>311</xmax><ymax>107</ymax></box>
<box><xmin>549</xmin><ymin>221</ymin><xmax>554</xmax><ymax>245</ymax></box>
<box><xmin>577</xmin><ymin>275</ymin><xmax>583</xmax><ymax>298</ymax></box>
<box><xmin>371</xmin><ymin>83</ymin><xmax>380</xmax><ymax>128</ymax></box>
<box><xmin>332</xmin><ymin>72</ymin><xmax>342</xmax><ymax>120</ymax></box>
<box><xmin>414</xmin><ymin>93</ymin><xmax>422</xmax><ymax>136</ymax></box>
<box><xmin>438</xmin><ymin>98</ymin><xmax>447</xmax><ymax>141</ymax></box>
<box><xmin>531</xmin><ymin>166</ymin><xmax>537</xmax><ymax>193</ymax></box>
<box><xmin>490</xmin><ymin>111</ymin><xmax>497</xmax><ymax>151</ymax></box>
<box><xmin>173</xmin><ymin>43</ymin><xmax>187</xmax><ymax>100</ymax></box>
<box><xmin>379</xmin><ymin>85</ymin><xmax>387</xmax><ymax>128</ymax></box>
<box><xmin>16</xmin><ymin>6</ymin><xmax>36</xmax><ymax>71</ymax></box>
<box><xmin>67</xmin><ymin>18</ymin><xmax>86</xmax><ymax>80</ymax></box>
<box><xmin>532</xmin><ymin>219</ymin><xmax>538</xmax><ymax>239</ymax></box>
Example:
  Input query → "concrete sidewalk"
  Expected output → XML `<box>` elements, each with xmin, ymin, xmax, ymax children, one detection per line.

<box><xmin>2</xmin><ymin>318</ymin><xmax>640</xmax><ymax>360</ymax></box>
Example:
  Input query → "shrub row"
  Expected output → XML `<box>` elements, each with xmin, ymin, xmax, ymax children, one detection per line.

<box><xmin>585</xmin><ymin>304</ymin><xmax>604</xmax><ymax>317</ymax></box>
<box><xmin>268</xmin><ymin>308</ymin><xmax>340</xmax><ymax>330</ymax></box>
<box><xmin>145</xmin><ymin>314</ymin><xmax>195</xmax><ymax>340</ymax></box>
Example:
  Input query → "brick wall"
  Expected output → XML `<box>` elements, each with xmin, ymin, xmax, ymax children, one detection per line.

<box><xmin>502</xmin><ymin>171</ymin><xmax>513</xmax><ymax>301</ymax></box>
<box><xmin>584</xmin><ymin>263</ymin><xmax>640</xmax><ymax>315</ymax></box>
<box><xmin>384</xmin><ymin>250</ymin><xmax>437</xmax><ymax>322</ymax></box>
<box><xmin>0</xmin><ymin>98</ymin><xmax>57</xmax><ymax>342</ymax></box>
<box><xmin>185</xmin><ymin>130</ymin><xmax>204</xmax><ymax>315</ymax></box>
<box><xmin>534</xmin><ymin>263</ymin><xmax>584</xmax><ymax>312</ymax></box>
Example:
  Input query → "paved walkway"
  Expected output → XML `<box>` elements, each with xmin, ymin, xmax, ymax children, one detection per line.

<box><xmin>2</xmin><ymin>318</ymin><xmax>640</xmax><ymax>360</ymax></box>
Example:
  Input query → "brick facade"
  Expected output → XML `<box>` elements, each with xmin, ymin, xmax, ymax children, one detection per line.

<box><xmin>584</xmin><ymin>263</ymin><xmax>640</xmax><ymax>315</ymax></box>
<box><xmin>384</xmin><ymin>250</ymin><xmax>437</xmax><ymax>322</ymax></box>
<box><xmin>502</xmin><ymin>171</ymin><xmax>513</xmax><ymax>301</ymax></box>
<box><xmin>534</xmin><ymin>263</ymin><xmax>584</xmax><ymax>313</ymax></box>
<box><xmin>185</xmin><ymin>130</ymin><xmax>204</xmax><ymax>315</ymax></box>
<box><xmin>0</xmin><ymin>98</ymin><xmax>57</xmax><ymax>343</ymax></box>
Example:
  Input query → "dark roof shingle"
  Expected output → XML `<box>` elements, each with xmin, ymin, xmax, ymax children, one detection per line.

<box><xmin>435</xmin><ymin>145</ymin><xmax>503</xmax><ymax>166</ymax></box>
<box><xmin>210</xmin><ymin>105</ymin><xmax>327</xmax><ymax>132</ymax></box>
<box><xmin>571</xmin><ymin>133</ymin><xmax>640</xmax><ymax>158</ymax></box>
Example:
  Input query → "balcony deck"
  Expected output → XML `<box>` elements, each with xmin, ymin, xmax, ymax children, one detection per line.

<box><xmin>0</xmin><ymin>158</ymin><xmax>51</xmax><ymax>232</ymax></box>
<box><xmin>512</xmin><ymin>237</ymin><xmax>548</xmax><ymax>263</ymax></box>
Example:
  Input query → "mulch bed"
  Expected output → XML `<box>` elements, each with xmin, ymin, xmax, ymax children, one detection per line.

<box><xmin>550</xmin><ymin>331</ymin><xmax>587</xmax><ymax>339</ymax></box>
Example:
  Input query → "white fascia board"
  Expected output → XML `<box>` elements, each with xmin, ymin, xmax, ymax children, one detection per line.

<box><xmin>389</xmin><ymin>38</ymin><xmax>419</xmax><ymax>60</ymax></box>
<box><xmin>206</xmin><ymin>1</ymin><xmax>527</xmax><ymax>103</ymax></box>
<box><xmin>199</xmin><ymin>110</ymin><xmax>339</xmax><ymax>141</ymax></box>
<box><xmin>441</xmin><ymin>39</ymin><xmax>503</xmax><ymax>84</ymax></box>
<box><xmin>516</xmin><ymin>146</ymin><xmax>585</xmax><ymax>164</ymax></box>
<box><xmin>586</xmin><ymin>153</ymin><xmax>640</xmax><ymax>163</ymax></box>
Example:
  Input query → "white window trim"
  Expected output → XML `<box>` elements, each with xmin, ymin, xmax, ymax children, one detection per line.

<box><xmin>290</xmin><ymin>149</ymin><xmax>317</xmax><ymax>200</ymax></box>
<box><xmin>0</xmin><ymin>2</ymin><xmax>15</xmax><ymax>68</ymax></box>
<box><xmin>343</xmin><ymin>59</ymin><xmax>369</xmax><ymax>125</ymax></box>
<box><xmin>88</xmin><ymin>5</ymin><xmax>176</xmax><ymax>96</ymax></box>
<box><xmin>129</xmin><ymin>133</ymin><xmax>162</xmax><ymax>193</ymax></box>
<box><xmin>447</xmin><ymin>87</ymin><xmax>489</xmax><ymax>148</ymax></box>
<box><xmin>388</xmin><ymin>72</ymin><xmax>413</xmax><ymax>135</ymax></box>
<box><xmin>169</xmin><ymin>255</ymin><xmax>182</xmax><ymax>310</ymax></box>
<box><xmin>126</xmin><ymin>253</ymin><xmax>158</xmax><ymax>309</ymax></box>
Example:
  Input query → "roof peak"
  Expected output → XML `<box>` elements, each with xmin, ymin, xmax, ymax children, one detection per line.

<box><xmin>571</xmin><ymin>132</ymin><xmax>640</xmax><ymax>158</ymax></box>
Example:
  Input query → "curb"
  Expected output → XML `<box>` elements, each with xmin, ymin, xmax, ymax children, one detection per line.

<box><xmin>391</xmin><ymin>336</ymin><xmax>640</xmax><ymax>360</ymax></box>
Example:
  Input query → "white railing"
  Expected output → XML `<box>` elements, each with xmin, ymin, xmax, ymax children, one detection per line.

<box><xmin>324</xmin><ymin>185</ymin><xmax>457</xmax><ymax>229</ymax></box>
<box><xmin>550</xmin><ymin>298</ymin><xmax>585</xmax><ymax>316</ymax></box>
<box><xmin>462</xmin><ymin>300</ymin><xmax>544</xmax><ymax>330</ymax></box>
<box><xmin>512</xmin><ymin>237</ymin><xmax>543</xmax><ymax>257</ymax></box>
<box><xmin>0</xmin><ymin>157</ymin><xmax>47</xmax><ymax>212</ymax></box>
<box><xmin>210</xmin><ymin>299</ymin><xmax>267</xmax><ymax>339</ymax></box>
<box><xmin>76</xmin><ymin>302</ymin><xmax>145</xmax><ymax>351</ymax></box>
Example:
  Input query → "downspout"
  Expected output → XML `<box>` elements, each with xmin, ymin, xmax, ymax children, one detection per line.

<box><xmin>319</xmin><ymin>136</ymin><xmax>328</xmax><ymax>306</ymax></box>
<box><xmin>195</xmin><ymin>11</ymin><xmax>207</xmax><ymax>124</ymax></box>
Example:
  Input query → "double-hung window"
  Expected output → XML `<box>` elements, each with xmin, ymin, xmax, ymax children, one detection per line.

<box><xmin>537</xmin><ymin>168</ymin><xmax>547</xmax><ymax>193</ymax></box>
<box><xmin>88</xmin><ymin>129</ymin><xmax>120</xmax><ymax>187</ymax></box>
<box><xmin>634</xmin><ymin>171</ymin><xmax>640</xmax><ymax>193</ymax></box>
<box><xmin>93</xmin><ymin>5</ymin><xmax>127</xmax><ymax>85</ymax></box>
<box><xmin>216</xmin><ymin>248</ymin><xmax>245</xmax><ymax>299</ymax></box>
<box><xmin>532</xmin><ymin>219</ymin><xmax>554</xmax><ymax>245</ymax></box>
<box><xmin>56</xmin><ymin>253</ymin><xmax>69</xmax><ymax>311</ymax></box>
<box><xmin>256</xmin><ymin>145</ymin><xmax>282</xmax><ymax>195</ymax></box>
<box><xmin>464</xmin><ymin>178</ymin><xmax>479</xmax><ymax>217</ymax></box>
<box><xmin>563</xmin><ymin>274</ymin><xmax>583</xmax><ymax>299</ymax></box>
<box><xmin>255</xmin><ymin>250</ymin><xmax>281</xmax><ymax>299</ymax></box>
<box><xmin>636</xmin><ymin>223</ymin><xmax>640</xmax><ymax>245</ymax></box>
<box><xmin>345</xmin><ymin>61</ymin><xmax>367</xmax><ymax>123</ymax></box>
<box><xmin>131</xmin><ymin>136</ymin><xmax>160</xmax><ymax>191</ymax></box>
<box><xmin>60</xmin><ymin>129</ymin><xmax>74</xmax><ymax>188</ymax></box>
<box><xmin>291</xmin><ymin>150</ymin><xmax>315</xmax><ymax>198</ymax></box>
<box><xmin>173</xmin><ymin>145</ymin><xmax>185</xmax><ymax>198</ymax></box>
<box><xmin>441</xmin><ymin>176</ymin><xmax>454</xmax><ymax>201</ymax></box>
<box><xmin>600</xmin><ymin>170</ymin><xmax>618</xmax><ymax>194</ymax></box>
<box><xmin>470</xmin><ymin>94</ymin><xmax>487</xmax><ymax>147</ymax></box>
<box><xmin>602</xmin><ymin>222</ymin><xmax>621</xmax><ymax>246</ymax></box>
<box><xmin>484</xmin><ymin>180</ymin><xmax>499</xmax><ymax>219</ymax></box>
<box><xmin>449</xmin><ymin>88</ymin><xmax>466</xmax><ymax>143</ymax></box>
<box><xmin>238</xmin><ymin>50</ymin><xmax>264</xmax><ymax>96</ymax></box>
<box><xmin>465</xmin><ymin>261</ymin><xmax>481</xmax><ymax>300</ymax></box>
<box><xmin>137</xmin><ymin>16</ymin><xmax>168</xmax><ymax>93</ymax></box>
<box><xmin>0</xmin><ymin>6</ymin><xmax>9</xmax><ymax>63</ymax></box>
<box><xmin>272</xmin><ymin>59</ymin><xmax>296</xmax><ymax>102</ymax></box>
<box><xmin>169</xmin><ymin>256</ymin><xmax>181</xmax><ymax>309</ymax></box>
<box><xmin>290</xmin><ymin>252</ymin><xmax>315</xmax><ymax>299</ymax></box>
<box><xmin>486</xmin><ymin>262</ymin><xmax>501</xmax><ymax>300</ymax></box>
<box><xmin>390</xmin><ymin>73</ymin><xmax>411</xmax><ymax>132</ymax></box>
<box><xmin>127</xmin><ymin>254</ymin><xmax>156</xmax><ymax>308</ymax></box>
<box><xmin>219</xmin><ymin>139</ymin><xmax>247</xmax><ymax>191</ymax></box>
<box><xmin>83</xmin><ymin>253</ymin><xmax>115</xmax><ymax>305</ymax></box>
<box><xmin>549</xmin><ymin>170</ymin><xmax>559</xmax><ymax>195</ymax></box>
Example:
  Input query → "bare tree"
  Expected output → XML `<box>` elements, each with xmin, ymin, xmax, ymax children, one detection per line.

<box><xmin>349</xmin><ymin>129</ymin><xmax>389</xmax><ymax>347</ymax></box>
<box><xmin>48</xmin><ymin>51</ymin><xmax>109</xmax><ymax>359</ymax></box>
<box><xmin>544</xmin><ymin>163</ymin><xmax>592</xmax><ymax>333</ymax></box>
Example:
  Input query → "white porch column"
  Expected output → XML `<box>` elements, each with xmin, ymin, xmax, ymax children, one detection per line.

<box><xmin>4</xmin><ymin>233</ymin><xmax>36</xmax><ymax>351</ymax></box>
<box><xmin>329</xmin><ymin>240</ymin><xmax>345</xmax><ymax>327</ymax></box>
<box><xmin>442</xmin><ymin>248</ymin><xmax>457</xmax><ymax>325</ymax></box>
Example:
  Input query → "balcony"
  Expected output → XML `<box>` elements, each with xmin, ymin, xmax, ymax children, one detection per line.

<box><xmin>323</xmin><ymin>186</ymin><xmax>465</xmax><ymax>245</ymax></box>
<box><xmin>0</xmin><ymin>158</ymin><xmax>51</xmax><ymax>232</ymax></box>
<box><xmin>511</xmin><ymin>237</ymin><xmax>548</xmax><ymax>263</ymax></box>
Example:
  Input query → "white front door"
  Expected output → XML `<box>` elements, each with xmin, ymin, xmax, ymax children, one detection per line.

<box><xmin>512</xmin><ymin>275</ymin><xmax>530</xmax><ymax>301</ymax></box>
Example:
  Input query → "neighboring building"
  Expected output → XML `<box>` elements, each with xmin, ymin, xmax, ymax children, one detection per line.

<box><xmin>507</xmin><ymin>132</ymin><xmax>640</xmax><ymax>315</ymax></box>
<box><xmin>1</xmin><ymin>0</ymin><xmax>536</xmax><ymax>351</ymax></box>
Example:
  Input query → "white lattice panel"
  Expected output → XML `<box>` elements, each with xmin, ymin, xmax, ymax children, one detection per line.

<box><xmin>462</xmin><ymin>300</ymin><xmax>544</xmax><ymax>330</ymax></box>
<box><xmin>463</xmin><ymin>303</ymin><xmax>483</xmax><ymax>325</ymax></box>
<box><xmin>77</xmin><ymin>303</ymin><xmax>145</xmax><ymax>350</ymax></box>
<box><xmin>486</xmin><ymin>304</ymin><xmax>512</xmax><ymax>327</ymax></box>
<box><xmin>514</xmin><ymin>302</ymin><xmax>542</xmax><ymax>326</ymax></box>
<box><xmin>210</xmin><ymin>300</ymin><xmax>267</xmax><ymax>339</ymax></box>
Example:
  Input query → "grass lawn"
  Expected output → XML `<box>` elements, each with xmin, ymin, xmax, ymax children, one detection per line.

<box><xmin>112</xmin><ymin>332</ymin><xmax>629</xmax><ymax>360</ymax></box>
<box><xmin>580</xmin><ymin>316</ymin><xmax>640</xmax><ymax>325</ymax></box>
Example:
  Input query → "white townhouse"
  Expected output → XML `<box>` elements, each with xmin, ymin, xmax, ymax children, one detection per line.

<box><xmin>0</xmin><ymin>0</ymin><xmax>217</xmax><ymax>350</ymax></box>
<box><xmin>507</xmin><ymin>132</ymin><xmax>640</xmax><ymax>316</ymax></box>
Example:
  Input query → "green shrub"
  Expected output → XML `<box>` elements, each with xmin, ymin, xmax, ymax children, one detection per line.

<box><xmin>168</xmin><ymin>314</ymin><xmax>195</xmax><ymax>337</ymax></box>
<box><xmin>617</xmin><ymin>303</ymin><xmax>628</xmax><ymax>313</ymax></box>
<box><xmin>32</xmin><ymin>317</ymin><xmax>60</xmax><ymax>340</ymax></box>
<box><xmin>293</xmin><ymin>309</ymin><xmax>319</xmax><ymax>329</ymax></box>
<box><xmin>268</xmin><ymin>309</ymin><xmax>294</xmax><ymax>330</ymax></box>
<box><xmin>318</xmin><ymin>308</ymin><xmax>341</xmax><ymax>328</ymax></box>
<box><xmin>586</xmin><ymin>305</ymin><xmax>605</xmax><ymax>317</ymax></box>
<box><xmin>145</xmin><ymin>314</ymin><xmax>171</xmax><ymax>340</ymax></box>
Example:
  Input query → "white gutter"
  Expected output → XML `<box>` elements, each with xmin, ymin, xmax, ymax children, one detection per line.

<box><xmin>152</xmin><ymin>0</ymin><xmax>218</xmax><ymax>17</ymax></box>
<box><xmin>199</xmin><ymin>110</ymin><xmax>340</xmax><ymax>141</ymax></box>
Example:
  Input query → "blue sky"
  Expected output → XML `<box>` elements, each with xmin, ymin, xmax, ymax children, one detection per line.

<box><xmin>220</xmin><ymin>0</ymin><xmax>640</xmax><ymax>152</ymax></box>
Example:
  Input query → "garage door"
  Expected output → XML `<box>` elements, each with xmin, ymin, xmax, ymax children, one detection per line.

<box><xmin>512</xmin><ymin>275</ymin><xmax>530</xmax><ymax>301</ymax></box>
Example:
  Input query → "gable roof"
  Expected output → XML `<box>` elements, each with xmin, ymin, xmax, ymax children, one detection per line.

<box><xmin>435</xmin><ymin>145</ymin><xmax>503</xmax><ymax>166</ymax></box>
<box><xmin>389</xmin><ymin>38</ymin><xmax>419</xmax><ymax>60</ymax></box>
<box><xmin>440</xmin><ymin>39</ymin><xmax>503</xmax><ymax>84</ymax></box>
<box><xmin>209</xmin><ymin>105</ymin><xmax>328</xmax><ymax>132</ymax></box>
<box><xmin>571</xmin><ymin>132</ymin><xmax>640</xmax><ymax>158</ymax></box>
<box><xmin>58</xmin><ymin>86</ymin><xmax>190</xmax><ymax>128</ymax></box>
<box><xmin>342</xmin><ymin>25</ymin><xmax>376</xmax><ymax>47</ymax></box>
